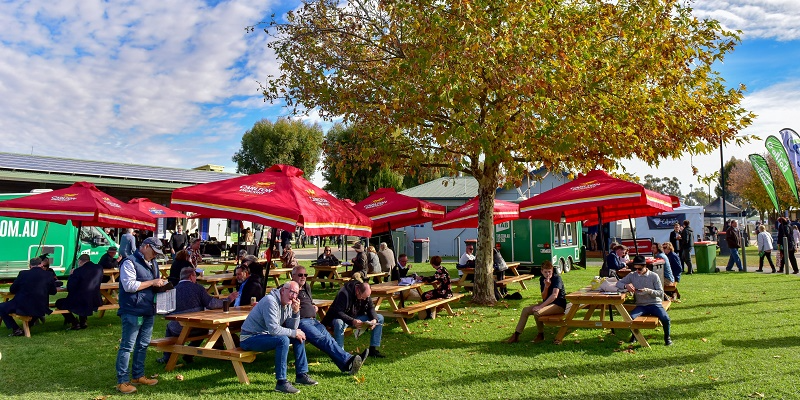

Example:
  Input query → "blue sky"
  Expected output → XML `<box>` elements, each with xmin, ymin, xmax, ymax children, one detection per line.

<box><xmin>1</xmin><ymin>0</ymin><xmax>798</xmax><ymax>193</ymax></box>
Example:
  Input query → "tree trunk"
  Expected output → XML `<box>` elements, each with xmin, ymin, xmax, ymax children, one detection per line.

<box><xmin>472</xmin><ymin>165</ymin><xmax>500</xmax><ymax>305</ymax></box>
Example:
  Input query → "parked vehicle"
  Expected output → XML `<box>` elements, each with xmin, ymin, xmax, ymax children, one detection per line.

<box><xmin>495</xmin><ymin>219</ymin><xmax>582</xmax><ymax>274</ymax></box>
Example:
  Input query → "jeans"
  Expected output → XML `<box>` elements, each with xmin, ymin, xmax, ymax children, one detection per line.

<box><xmin>332</xmin><ymin>314</ymin><xmax>384</xmax><ymax>348</ymax></box>
<box><xmin>116</xmin><ymin>313</ymin><xmax>155</xmax><ymax>384</ymax></box>
<box><xmin>629</xmin><ymin>303</ymin><xmax>671</xmax><ymax>338</ymax></box>
<box><xmin>299</xmin><ymin>318</ymin><xmax>351</xmax><ymax>371</ymax></box>
<box><xmin>241</xmin><ymin>334</ymin><xmax>308</xmax><ymax>381</ymax></box>
<box><xmin>726</xmin><ymin>248</ymin><xmax>743</xmax><ymax>271</ymax></box>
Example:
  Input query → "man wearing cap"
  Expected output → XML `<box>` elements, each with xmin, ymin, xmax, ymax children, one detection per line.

<box><xmin>341</xmin><ymin>242</ymin><xmax>368</xmax><ymax>281</ymax></box>
<box><xmin>115</xmin><ymin>237</ymin><xmax>168</xmax><ymax>394</ymax></box>
<box><xmin>0</xmin><ymin>258</ymin><xmax>57</xmax><ymax>337</ymax></box>
<box><xmin>55</xmin><ymin>254</ymin><xmax>103</xmax><ymax>330</ymax></box>
<box><xmin>292</xmin><ymin>266</ymin><xmax>366</xmax><ymax>375</ymax></box>
<box><xmin>615</xmin><ymin>255</ymin><xmax>672</xmax><ymax>346</ymax></box>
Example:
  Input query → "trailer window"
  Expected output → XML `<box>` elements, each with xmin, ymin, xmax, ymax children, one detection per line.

<box><xmin>566</xmin><ymin>223</ymin><xmax>573</xmax><ymax>246</ymax></box>
<box><xmin>79</xmin><ymin>226</ymin><xmax>93</xmax><ymax>242</ymax></box>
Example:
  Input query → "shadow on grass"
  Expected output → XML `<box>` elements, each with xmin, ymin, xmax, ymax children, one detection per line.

<box><xmin>720</xmin><ymin>335</ymin><xmax>800</xmax><ymax>350</ymax></box>
<box><xmin>498</xmin><ymin>380</ymin><xmax>733</xmax><ymax>400</ymax></box>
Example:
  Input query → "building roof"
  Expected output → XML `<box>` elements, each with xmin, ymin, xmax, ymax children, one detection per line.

<box><xmin>400</xmin><ymin>176</ymin><xmax>478</xmax><ymax>199</ymax></box>
<box><xmin>0</xmin><ymin>152</ymin><xmax>240</xmax><ymax>190</ymax></box>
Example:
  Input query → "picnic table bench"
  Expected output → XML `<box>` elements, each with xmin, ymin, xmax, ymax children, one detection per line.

<box><xmin>452</xmin><ymin>262</ymin><xmax>533</xmax><ymax>291</ymax></box>
<box><xmin>392</xmin><ymin>293</ymin><xmax>465</xmax><ymax>320</ymax></box>
<box><xmin>538</xmin><ymin>288</ymin><xmax>672</xmax><ymax>348</ymax></box>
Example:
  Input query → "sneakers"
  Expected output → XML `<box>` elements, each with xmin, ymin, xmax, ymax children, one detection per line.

<box><xmin>8</xmin><ymin>329</ymin><xmax>24</xmax><ymax>337</ymax></box>
<box><xmin>275</xmin><ymin>381</ymin><xmax>300</xmax><ymax>394</ymax></box>
<box><xmin>131</xmin><ymin>376</ymin><xmax>158</xmax><ymax>386</ymax></box>
<box><xmin>348</xmin><ymin>355</ymin><xmax>363</xmax><ymax>375</ymax></box>
<box><xmin>116</xmin><ymin>383</ymin><xmax>137</xmax><ymax>394</ymax></box>
<box><xmin>369</xmin><ymin>347</ymin><xmax>385</xmax><ymax>358</ymax></box>
<box><xmin>295</xmin><ymin>373</ymin><xmax>318</xmax><ymax>386</ymax></box>
<box><xmin>155</xmin><ymin>356</ymin><xmax>168</xmax><ymax>364</ymax></box>
<box><xmin>359</xmin><ymin>348</ymin><xmax>369</xmax><ymax>364</ymax></box>
<box><xmin>665</xmin><ymin>337</ymin><xmax>673</xmax><ymax>346</ymax></box>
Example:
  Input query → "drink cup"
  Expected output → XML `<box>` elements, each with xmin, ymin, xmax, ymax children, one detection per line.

<box><xmin>250</xmin><ymin>296</ymin><xmax>256</xmax><ymax>305</ymax></box>
<box><xmin>222</xmin><ymin>299</ymin><xmax>230</xmax><ymax>313</ymax></box>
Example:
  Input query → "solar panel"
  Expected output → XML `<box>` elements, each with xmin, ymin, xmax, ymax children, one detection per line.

<box><xmin>0</xmin><ymin>152</ymin><xmax>240</xmax><ymax>184</ymax></box>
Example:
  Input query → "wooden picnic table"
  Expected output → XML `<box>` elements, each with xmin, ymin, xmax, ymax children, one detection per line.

<box><xmin>452</xmin><ymin>262</ymin><xmax>533</xmax><ymax>291</ymax></box>
<box><xmin>268</xmin><ymin>268</ymin><xmax>293</xmax><ymax>287</ymax></box>
<box><xmin>313</xmin><ymin>298</ymin><xmax>332</xmax><ymax>320</ymax></box>
<box><xmin>103</xmin><ymin>268</ymin><xmax>120</xmax><ymax>283</ymax></box>
<box><xmin>308</xmin><ymin>264</ymin><xmax>346</xmax><ymax>288</ymax></box>
<box><xmin>544</xmin><ymin>287</ymin><xmax>669</xmax><ymax>348</ymax></box>
<box><xmin>370</xmin><ymin>281</ymin><xmax>427</xmax><ymax>333</ymax></box>
<box><xmin>158</xmin><ymin>306</ymin><xmax>256</xmax><ymax>384</ymax></box>
<box><xmin>196</xmin><ymin>273</ymin><xmax>235</xmax><ymax>296</ymax></box>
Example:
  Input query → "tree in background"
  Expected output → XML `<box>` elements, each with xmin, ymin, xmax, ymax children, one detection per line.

<box><xmin>715</xmin><ymin>157</ymin><xmax>740</xmax><ymax>204</ymax></box>
<box><xmin>728</xmin><ymin>155</ymin><xmax>799</xmax><ymax>222</ymax></box>
<box><xmin>232</xmin><ymin>118</ymin><xmax>323</xmax><ymax>175</ymax></box>
<box><xmin>642</xmin><ymin>175</ymin><xmax>682</xmax><ymax>197</ymax></box>
<box><xmin>685</xmin><ymin>187</ymin><xmax>711</xmax><ymax>207</ymax></box>
<box><xmin>258</xmin><ymin>0</ymin><xmax>754</xmax><ymax>304</ymax></box>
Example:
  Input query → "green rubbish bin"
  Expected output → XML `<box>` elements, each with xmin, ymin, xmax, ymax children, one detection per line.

<box><xmin>694</xmin><ymin>241</ymin><xmax>718</xmax><ymax>273</ymax></box>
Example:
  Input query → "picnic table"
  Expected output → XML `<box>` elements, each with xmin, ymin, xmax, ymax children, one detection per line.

<box><xmin>452</xmin><ymin>262</ymin><xmax>533</xmax><ymax>291</ymax></box>
<box><xmin>103</xmin><ymin>268</ymin><xmax>120</xmax><ymax>283</ymax></box>
<box><xmin>153</xmin><ymin>306</ymin><xmax>257</xmax><ymax>384</ymax></box>
<box><xmin>196</xmin><ymin>273</ymin><xmax>236</xmax><ymax>296</ymax></box>
<box><xmin>538</xmin><ymin>286</ymin><xmax>672</xmax><ymax>348</ymax></box>
<box><xmin>371</xmin><ymin>281</ymin><xmax>463</xmax><ymax>333</ymax></box>
<box><xmin>313</xmin><ymin>298</ymin><xmax>332</xmax><ymax>320</ymax></box>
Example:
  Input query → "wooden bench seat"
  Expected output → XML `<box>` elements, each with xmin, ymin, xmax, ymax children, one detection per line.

<box><xmin>391</xmin><ymin>293</ymin><xmax>464</xmax><ymax>320</ymax></box>
<box><xmin>149</xmin><ymin>332</ymin><xmax>215</xmax><ymax>348</ymax></box>
<box><xmin>495</xmin><ymin>274</ymin><xmax>534</xmax><ymax>290</ymax></box>
<box><xmin>538</xmin><ymin>301</ymin><xmax>671</xmax><ymax>329</ymax></box>
<box><xmin>10</xmin><ymin>303</ymin><xmax>124</xmax><ymax>337</ymax></box>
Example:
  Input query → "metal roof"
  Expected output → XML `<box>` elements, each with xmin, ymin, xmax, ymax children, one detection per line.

<box><xmin>400</xmin><ymin>176</ymin><xmax>478</xmax><ymax>199</ymax></box>
<box><xmin>0</xmin><ymin>152</ymin><xmax>239</xmax><ymax>186</ymax></box>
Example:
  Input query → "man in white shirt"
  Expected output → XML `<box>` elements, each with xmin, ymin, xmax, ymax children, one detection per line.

<box><xmin>457</xmin><ymin>245</ymin><xmax>476</xmax><ymax>277</ymax></box>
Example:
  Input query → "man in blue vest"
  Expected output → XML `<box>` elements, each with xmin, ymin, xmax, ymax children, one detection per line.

<box><xmin>115</xmin><ymin>237</ymin><xmax>168</xmax><ymax>394</ymax></box>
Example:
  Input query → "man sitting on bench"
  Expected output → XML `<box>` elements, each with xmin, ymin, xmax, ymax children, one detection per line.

<box><xmin>157</xmin><ymin>267</ymin><xmax>237</xmax><ymax>364</ymax></box>
<box><xmin>615</xmin><ymin>255</ymin><xmax>672</xmax><ymax>346</ymax></box>
<box><xmin>0</xmin><ymin>258</ymin><xmax>57</xmax><ymax>337</ymax></box>
<box><xmin>322</xmin><ymin>281</ymin><xmax>385</xmax><ymax>358</ymax></box>
<box><xmin>55</xmin><ymin>254</ymin><xmax>103</xmax><ymax>330</ymax></box>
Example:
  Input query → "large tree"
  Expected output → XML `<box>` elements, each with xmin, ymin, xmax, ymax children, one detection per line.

<box><xmin>259</xmin><ymin>0</ymin><xmax>754</xmax><ymax>304</ymax></box>
<box><xmin>232</xmin><ymin>118</ymin><xmax>323</xmax><ymax>175</ymax></box>
<box><xmin>642</xmin><ymin>175</ymin><xmax>682</xmax><ymax>197</ymax></box>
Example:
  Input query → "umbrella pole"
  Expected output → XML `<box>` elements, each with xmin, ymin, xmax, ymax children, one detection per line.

<box><xmin>629</xmin><ymin>215</ymin><xmax>639</xmax><ymax>255</ymax></box>
<box><xmin>37</xmin><ymin>222</ymin><xmax>51</xmax><ymax>257</ymax></box>
<box><xmin>71</xmin><ymin>222</ymin><xmax>83</xmax><ymax>272</ymax></box>
<box><xmin>596</xmin><ymin>208</ymin><xmax>615</xmax><ymax>333</ymax></box>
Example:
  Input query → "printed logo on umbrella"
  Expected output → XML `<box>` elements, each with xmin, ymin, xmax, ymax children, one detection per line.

<box><xmin>102</xmin><ymin>197</ymin><xmax>123</xmax><ymax>208</ymax></box>
<box><xmin>239</xmin><ymin>181</ymin><xmax>275</xmax><ymax>195</ymax></box>
<box><xmin>364</xmin><ymin>197</ymin><xmax>387</xmax><ymax>209</ymax></box>
<box><xmin>148</xmin><ymin>207</ymin><xmax>166</xmax><ymax>215</ymax></box>
<box><xmin>51</xmin><ymin>193</ymin><xmax>78</xmax><ymax>202</ymax></box>
<box><xmin>570</xmin><ymin>180</ymin><xmax>601</xmax><ymax>191</ymax></box>
<box><xmin>306</xmin><ymin>189</ymin><xmax>331</xmax><ymax>207</ymax></box>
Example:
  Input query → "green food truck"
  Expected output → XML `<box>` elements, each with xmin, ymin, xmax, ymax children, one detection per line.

<box><xmin>495</xmin><ymin>219</ymin><xmax>582</xmax><ymax>274</ymax></box>
<box><xmin>0</xmin><ymin>193</ymin><xmax>118</xmax><ymax>279</ymax></box>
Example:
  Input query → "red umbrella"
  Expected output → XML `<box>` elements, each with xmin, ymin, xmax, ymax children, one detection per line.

<box><xmin>0</xmin><ymin>181</ymin><xmax>155</xmax><ymax>230</ymax></box>
<box><xmin>128</xmin><ymin>198</ymin><xmax>188</xmax><ymax>219</ymax></box>
<box><xmin>518</xmin><ymin>170</ymin><xmax>673</xmax><ymax>224</ymax></box>
<box><xmin>432</xmin><ymin>196</ymin><xmax>519</xmax><ymax>231</ymax></box>
<box><xmin>355</xmin><ymin>188</ymin><xmax>446</xmax><ymax>233</ymax></box>
<box><xmin>170</xmin><ymin>164</ymin><xmax>371</xmax><ymax>237</ymax></box>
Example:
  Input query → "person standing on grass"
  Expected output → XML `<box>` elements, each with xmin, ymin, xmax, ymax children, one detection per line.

<box><xmin>115</xmin><ymin>237</ymin><xmax>168</xmax><ymax>394</ymax></box>
<box><xmin>679</xmin><ymin>220</ymin><xmax>694</xmax><ymax>274</ymax></box>
<box><xmin>776</xmin><ymin>217</ymin><xmax>799</xmax><ymax>274</ymax></box>
<box><xmin>505</xmin><ymin>260</ymin><xmax>566</xmax><ymax>344</ymax></box>
<box><xmin>662</xmin><ymin>242</ymin><xmax>682</xmax><ymax>283</ymax></box>
<box><xmin>757</xmin><ymin>225</ymin><xmax>776</xmax><ymax>273</ymax></box>
<box><xmin>240</xmin><ymin>281</ymin><xmax>318</xmax><ymax>394</ymax></box>
<box><xmin>725</xmin><ymin>220</ymin><xmax>744</xmax><ymax>272</ymax></box>
<box><xmin>291</xmin><ymin>266</ymin><xmax>367</xmax><ymax>375</ymax></box>
<box><xmin>616</xmin><ymin>255</ymin><xmax>672</xmax><ymax>346</ymax></box>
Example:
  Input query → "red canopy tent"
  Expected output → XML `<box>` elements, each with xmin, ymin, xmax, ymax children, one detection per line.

<box><xmin>170</xmin><ymin>164</ymin><xmax>371</xmax><ymax>237</ymax></box>
<box><xmin>432</xmin><ymin>196</ymin><xmax>519</xmax><ymax>231</ymax></box>
<box><xmin>355</xmin><ymin>188</ymin><xmax>445</xmax><ymax>233</ymax></box>
<box><xmin>0</xmin><ymin>182</ymin><xmax>155</xmax><ymax>230</ymax></box>
<box><xmin>518</xmin><ymin>170</ymin><xmax>673</xmax><ymax>224</ymax></box>
<box><xmin>128</xmin><ymin>198</ymin><xmax>188</xmax><ymax>219</ymax></box>
<box><xmin>519</xmin><ymin>170</ymin><xmax>673</xmax><ymax>256</ymax></box>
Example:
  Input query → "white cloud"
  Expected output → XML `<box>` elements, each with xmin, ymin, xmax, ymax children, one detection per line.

<box><xmin>0</xmin><ymin>0</ymin><xmax>282</xmax><ymax>170</ymax></box>
<box><xmin>693</xmin><ymin>1</ymin><xmax>800</xmax><ymax>40</ymax></box>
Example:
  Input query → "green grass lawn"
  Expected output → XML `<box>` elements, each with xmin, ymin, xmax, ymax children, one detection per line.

<box><xmin>2</xmin><ymin>259</ymin><xmax>799</xmax><ymax>399</ymax></box>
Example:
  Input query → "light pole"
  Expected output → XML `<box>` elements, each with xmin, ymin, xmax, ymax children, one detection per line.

<box><xmin>689</xmin><ymin>184</ymin><xmax>693</xmax><ymax>205</ymax></box>
<box><xmin>720</xmin><ymin>134</ymin><xmax>727</xmax><ymax>227</ymax></box>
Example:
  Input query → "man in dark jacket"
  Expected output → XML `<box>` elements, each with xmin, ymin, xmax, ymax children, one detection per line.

<box><xmin>679</xmin><ymin>220</ymin><xmax>695</xmax><ymax>274</ymax></box>
<box><xmin>168</xmin><ymin>225</ymin><xmax>188</xmax><ymax>255</ymax></box>
<box><xmin>321</xmin><ymin>281</ymin><xmax>385</xmax><ymax>358</ymax></box>
<box><xmin>99</xmin><ymin>247</ymin><xmax>121</xmax><ymax>270</ymax></box>
<box><xmin>55</xmin><ymin>254</ymin><xmax>104</xmax><ymax>330</ymax></box>
<box><xmin>0</xmin><ymin>258</ymin><xmax>57</xmax><ymax>337</ymax></box>
<box><xmin>725</xmin><ymin>220</ymin><xmax>744</xmax><ymax>272</ymax></box>
<box><xmin>233</xmin><ymin>264</ymin><xmax>263</xmax><ymax>306</ymax></box>
<box><xmin>777</xmin><ymin>217</ymin><xmax>799</xmax><ymax>273</ymax></box>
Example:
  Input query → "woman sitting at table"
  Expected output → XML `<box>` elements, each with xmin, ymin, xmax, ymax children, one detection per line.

<box><xmin>652</xmin><ymin>243</ymin><xmax>675</xmax><ymax>284</ymax></box>
<box><xmin>505</xmin><ymin>260</ymin><xmax>566</xmax><ymax>344</ymax></box>
<box><xmin>168</xmin><ymin>250</ymin><xmax>193</xmax><ymax>286</ymax></box>
<box><xmin>662</xmin><ymin>242</ymin><xmax>682</xmax><ymax>283</ymax></box>
<box><xmin>415</xmin><ymin>256</ymin><xmax>452</xmax><ymax>319</ymax></box>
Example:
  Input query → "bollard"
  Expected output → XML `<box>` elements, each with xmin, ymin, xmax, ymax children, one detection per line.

<box><xmin>784</xmin><ymin>237</ymin><xmax>790</xmax><ymax>275</ymax></box>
